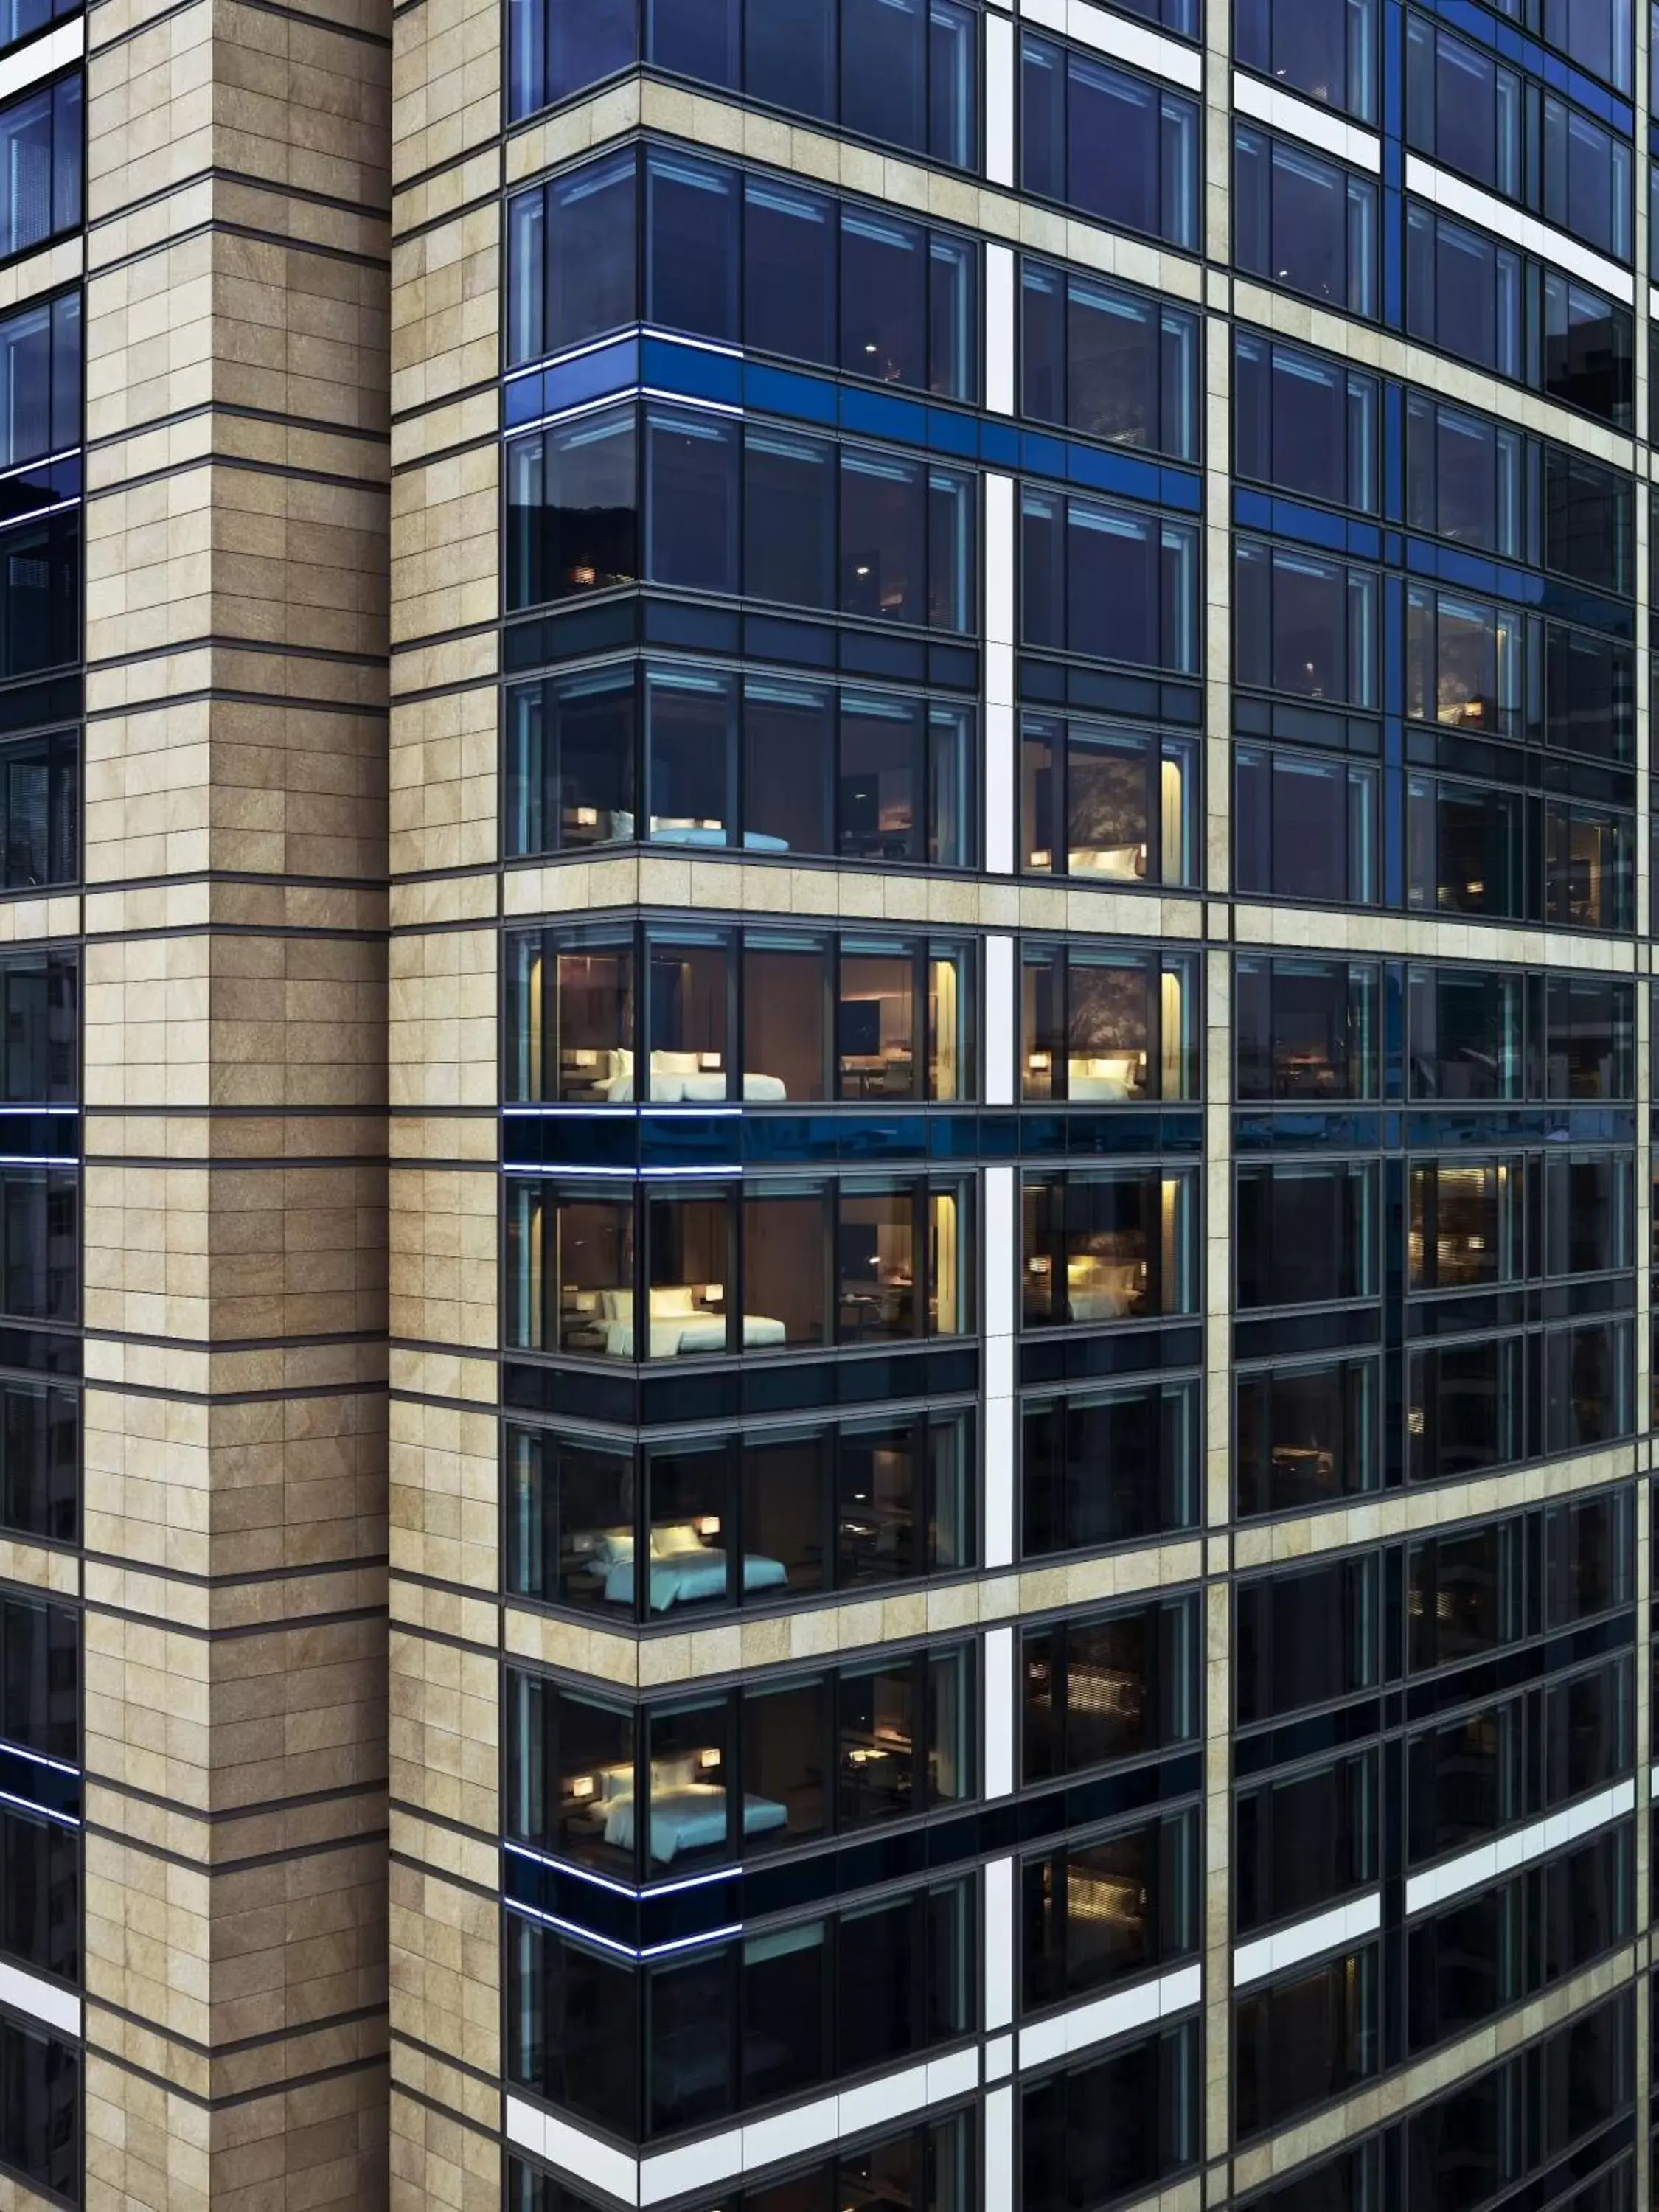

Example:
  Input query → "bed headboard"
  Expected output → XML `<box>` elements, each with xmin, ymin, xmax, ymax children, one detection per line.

<box><xmin>649</xmin><ymin>1751</ymin><xmax>711</xmax><ymax>1795</ymax></box>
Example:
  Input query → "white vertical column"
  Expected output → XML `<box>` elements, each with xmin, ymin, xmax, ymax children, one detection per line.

<box><xmin>984</xmin><ymin>473</ymin><xmax>1016</xmax><ymax>875</ymax></box>
<box><xmin>982</xmin><ymin>1855</ymin><xmax>1015</xmax><ymax>2033</ymax></box>
<box><xmin>984</xmin><ymin>2086</ymin><xmax>1014</xmax><ymax>2211</ymax></box>
<box><xmin>984</xmin><ymin>936</ymin><xmax>1015</xmax><ymax>1105</ymax></box>
<box><xmin>984</xmin><ymin>242</ymin><xmax>1015</xmax><ymax>416</ymax></box>
<box><xmin>983</xmin><ymin>1624</ymin><xmax>1014</xmax><ymax>1798</ymax></box>
<box><xmin>981</xmin><ymin>1161</ymin><xmax>1016</xmax><ymax>1568</ymax></box>
<box><xmin>985</xmin><ymin>10</ymin><xmax>1015</xmax><ymax>188</ymax></box>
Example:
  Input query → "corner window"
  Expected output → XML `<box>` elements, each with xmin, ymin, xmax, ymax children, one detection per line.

<box><xmin>506</xmin><ymin>1408</ymin><xmax>973</xmax><ymax>1619</ymax></box>
<box><xmin>505</xmin><ymin>662</ymin><xmax>978</xmax><ymax>869</ymax></box>
<box><xmin>505</xmin><ymin>1177</ymin><xmax>970</xmax><ymax>1359</ymax></box>
<box><xmin>506</xmin><ymin>406</ymin><xmax>977</xmax><ymax>632</ymax></box>
<box><xmin>505</xmin><ymin>0</ymin><xmax>979</xmax><ymax>167</ymax></box>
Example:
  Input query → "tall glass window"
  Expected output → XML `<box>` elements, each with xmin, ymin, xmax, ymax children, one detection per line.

<box><xmin>1021</xmin><ymin>491</ymin><xmax>1198</xmax><ymax>673</ymax></box>
<box><xmin>1234</xmin><ymin>128</ymin><xmax>1377</xmax><ymax>316</ymax></box>
<box><xmin>0</xmin><ymin>291</ymin><xmax>77</xmax><ymax>470</ymax></box>
<box><xmin>1021</xmin><ymin>258</ymin><xmax>1198</xmax><ymax>461</ymax></box>
<box><xmin>1020</xmin><ymin>717</ymin><xmax>1197</xmax><ymax>887</ymax></box>
<box><xmin>1234</xmin><ymin>333</ymin><xmax>1377</xmax><ymax>512</ymax></box>
<box><xmin>1234</xmin><ymin>747</ymin><xmax>1377</xmax><ymax>908</ymax></box>
<box><xmin>1234</xmin><ymin>541</ymin><xmax>1377</xmax><ymax>707</ymax></box>
<box><xmin>0</xmin><ymin>74</ymin><xmax>78</xmax><ymax>262</ymax></box>
<box><xmin>1236</xmin><ymin>0</ymin><xmax>1377</xmax><ymax>121</ymax></box>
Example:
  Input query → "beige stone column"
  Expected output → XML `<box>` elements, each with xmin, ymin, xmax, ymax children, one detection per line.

<box><xmin>76</xmin><ymin>0</ymin><xmax>393</xmax><ymax>2199</ymax></box>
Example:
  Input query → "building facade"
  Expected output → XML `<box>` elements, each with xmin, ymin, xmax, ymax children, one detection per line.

<box><xmin>2</xmin><ymin>0</ymin><xmax>1659</xmax><ymax>2208</ymax></box>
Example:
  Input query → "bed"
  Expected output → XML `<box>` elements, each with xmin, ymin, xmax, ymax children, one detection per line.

<box><xmin>1065</xmin><ymin>1052</ymin><xmax>1144</xmax><ymax>1102</ymax></box>
<box><xmin>1065</xmin><ymin>1260</ymin><xmax>1147</xmax><ymax>1321</ymax></box>
<box><xmin>596</xmin><ymin>1757</ymin><xmax>789</xmax><ymax>1863</ymax></box>
<box><xmin>590</xmin><ymin>1286</ymin><xmax>790</xmax><ymax>1358</ymax></box>
<box><xmin>594</xmin><ymin>812</ymin><xmax>792</xmax><ymax>856</ymax></box>
<box><xmin>586</xmin><ymin>1524</ymin><xmax>790</xmax><ymax>1611</ymax></box>
<box><xmin>591</xmin><ymin>1048</ymin><xmax>788</xmax><ymax>1104</ymax></box>
<box><xmin>1068</xmin><ymin>841</ymin><xmax>1147</xmax><ymax>880</ymax></box>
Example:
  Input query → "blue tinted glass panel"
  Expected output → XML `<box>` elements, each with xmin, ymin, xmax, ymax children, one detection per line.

<box><xmin>748</xmin><ymin>0</ymin><xmax>836</xmax><ymax>122</ymax></box>
<box><xmin>1234</xmin><ymin>333</ymin><xmax>1376</xmax><ymax>511</ymax></box>
<box><xmin>745</xmin><ymin>425</ymin><xmax>834</xmax><ymax>608</ymax></box>
<box><xmin>1543</xmin><ymin>95</ymin><xmax>1631</xmax><ymax>261</ymax></box>
<box><xmin>507</xmin><ymin>0</ymin><xmax>635</xmax><ymax>115</ymax></box>
<box><xmin>1235</xmin><ymin>128</ymin><xmax>1376</xmax><ymax>316</ymax></box>
<box><xmin>1021</xmin><ymin>36</ymin><xmax>1197</xmax><ymax>249</ymax></box>
<box><xmin>1404</xmin><ymin>206</ymin><xmax>1524</xmax><ymax>383</ymax></box>
<box><xmin>745</xmin><ymin>175</ymin><xmax>835</xmax><ymax>366</ymax></box>
<box><xmin>1234</xmin><ymin>541</ymin><xmax>1377</xmax><ymax>707</ymax></box>
<box><xmin>650</xmin><ymin>0</ymin><xmax>740</xmax><ymax>83</ymax></box>
<box><xmin>507</xmin><ymin>407</ymin><xmax>639</xmax><ymax>609</ymax></box>
<box><xmin>0</xmin><ymin>76</ymin><xmax>78</xmax><ymax>261</ymax></box>
<box><xmin>841</xmin><ymin>0</ymin><xmax>927</xmax><ymax>153</ymax></box>
<box><xmin>647</xmin><ymin>150</ymin><xmax>740</xmax><ymax>342</ymax></box>
<box><xmin>0</xmin><ymin>512</ymin><xmax>74</xmax><ymax>681</ymax></box>
<box><xmin>0</xmin><ymin>0</ymin><xmax>74</xmax><ymax>58</ymax></box>
<box><xmin>1405</xmin><ymin>397</ymin><xmax>1524</xmax><ymax>557</ymax></box>
<box><xmin>646</xmin><ymin>406</ymin><xmax>739</xmax><ymax>591</ymax></box>
<box><xmin>507</xmin><ymin>153</ymin><xmax>639</xmax><ymax>368</ymax></box>
<box><xmin>0</xmin><ymin>291</ymin><xmax>77</xmax><ymax>470</ymax></box>
<box><xmin>841</xmin><ymin>208</ymin><xmax>927</xmax><ymax>389</ymax></box>
<box><xmin>1545</xmin><ymin>0</ymin><xmax>1633</xmax><ymax>92</ymax></box>
<box><xmin>1236</xmin><ymin>0</ymin><xmax>1376</xmax><ymax>122</ymax></box>
<box><xmin>1406</xmin><ymin>19</ymin><xmax>1521</xmax><ymax>200</ymax></box>
<box><xmin>841</xmin><ymin>448</ymin><xmax>926</xmax><ymax>624</ymax></box>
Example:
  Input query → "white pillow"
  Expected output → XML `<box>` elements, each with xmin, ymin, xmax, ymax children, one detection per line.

<box><xmin>652</xmin><ymin>1051</ymin><xmax>705</xmax><ymax>1076</ymax></box>
<box><xmin>588</xmin><ymin>1527</ymin><xmax>633</xmax><ymax>1567</ymax></box>
<box><xmin>650</xmin><ymin>1522</ymin><xmax>703</xmax><ymax>1557</ymax></box>
<box><xmin>649</xmin><ymin>1284</ymin><xmax>700</xmax><ymax>1318</ymax></box>
<box><xmin>597</xmin><ymin>1289</ymin><xmax>632</xmax><ymax>1321</ymax></box>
